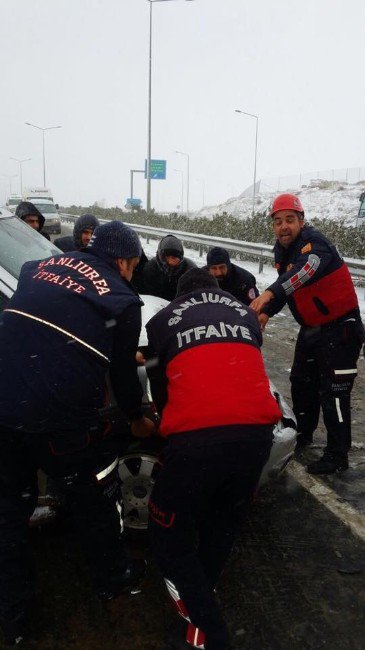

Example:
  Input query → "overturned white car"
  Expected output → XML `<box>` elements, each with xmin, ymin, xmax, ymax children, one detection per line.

<box><xmin>0</xmin><ymin>209</ymin><xmax>297</xmax><ymax>530</ymax></box>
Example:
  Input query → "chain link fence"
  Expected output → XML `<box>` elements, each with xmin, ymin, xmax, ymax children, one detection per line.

<box><xmin>258</xmin><ymin>166</ymin><xmax>365</xmax><ymax>194</ymax></box>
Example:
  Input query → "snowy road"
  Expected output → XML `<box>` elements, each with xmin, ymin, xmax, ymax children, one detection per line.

<box><xmin>18</xmin><ymin>226</ymin><xmax>363</xmax><ymax>650</ymax></box>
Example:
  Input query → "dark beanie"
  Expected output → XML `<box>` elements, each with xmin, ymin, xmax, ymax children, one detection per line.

<box><xmin>206</xmin><ymin>246</ymin><xmax>231</xmax><ymax>267</ymax></box>
<box><xmin>87</xmin><ymin>221</ymin><xmax>142</xmax><ymax>259</ymax></box>
<box><xmin>176</xmin><ymin>268</ymin><xmax>219</xmax><ymax>297</ymax></box>
<box><xmin>15</xmin><ymin>201</ymin><xmax>43</xmax><ymax>220</ymax></box>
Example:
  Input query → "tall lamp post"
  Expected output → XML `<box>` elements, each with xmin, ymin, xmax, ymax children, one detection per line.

<box><xmin>173</xmin><ymin>168</ymin><xmax>184</xmax><ymax>212</ymax></box>
<box><xmin>146</xmin><ymin>0</ymin><xmax>194</xmax><ymax>215</ymax></box>
<box><xmin>196</xmin><ymin>177</ymin><xmax>205</xmax><ymax>207</ymax></box>
<box><xmin>176</xmin><ymin>150</ymin><xmax>190</xmax><ymax>216</ymax></box>
<box><xmin>235</xmin><ymin>108</ymin><xmax>259</xmax><ymax>217</ymax></box>
<box><xmin>2</xmin><ymin>174</ymin><xmax>18</xmax><ymax>197</ymax></box>
<box><xmin>10</xmin><ymin>157</ymin><xmax>31</xmax><ymax>195</ymax></box>
<box><xmin>25</xmin><ymin>122</ymin><xmax>62</xmax><ymax>187</ymax></box>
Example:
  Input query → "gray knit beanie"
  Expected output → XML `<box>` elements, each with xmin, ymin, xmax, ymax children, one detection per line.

<box><xmin>87</xmin><ymin>221</ymin><xmax>142</xmax><ymax>259</ymax></box>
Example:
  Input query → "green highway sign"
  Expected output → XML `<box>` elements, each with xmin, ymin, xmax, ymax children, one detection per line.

<box><xmin>145</xmin><ymin>159</ymin><xmax>167</xmax><ymax>180</ymax></box>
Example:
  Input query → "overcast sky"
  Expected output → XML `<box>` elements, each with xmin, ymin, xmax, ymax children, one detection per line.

<box><xmin>1</xmin><ymin>0</ymin><xmax>364</xmax><ymax>211</ymax></box>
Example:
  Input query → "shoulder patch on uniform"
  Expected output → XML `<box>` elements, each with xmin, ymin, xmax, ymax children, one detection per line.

<box><xmin>301</xmin><ymin>243</ymin><xmax>312</xmax><ymax>254</ymax></box>
<box><xmin>275</xmin><ymin>263</ymin><xmax>280</xmax><ymax>269</ymax></box>
<box><xmin>286</xmin><ymin>263</ymin><xmax>294</xmax><ymax>271</ymax></box>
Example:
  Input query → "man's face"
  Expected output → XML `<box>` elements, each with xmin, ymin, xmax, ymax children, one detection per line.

<box><xmin>208</xmin><ymin>263</ymin><xmax>228</xmax><ymax>281</ymax></box>
<box><xmin>165</xmin><ymin>255</ymin><xmax>181</xmax><ymax>268</ymax></box>
<box><xmin>80</xmin><ymin>229</ymin><xmax>94</xmax><ymax>247</ymax></box>
<box><xmin>24</xmin><ymin>216</ymin><xmax>40</xmax><ymax>231</ymax></box>
<box><xmin>272</xmin><ymin>210</ymin><xmax>304</xmax><ymax>248</ymax></box>
<box><xmin>117</xmin><ymin>257</ymin><xmax>140</xmax><ymax>282</ymax></box>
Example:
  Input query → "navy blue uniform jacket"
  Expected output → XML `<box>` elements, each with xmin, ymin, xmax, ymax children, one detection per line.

<box><xmin>0</xmin><ymin>250</ymin><xmax>143</xmax><ymax>435</ymax></box>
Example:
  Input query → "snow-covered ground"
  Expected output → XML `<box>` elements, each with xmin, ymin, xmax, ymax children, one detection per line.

<box><xmin>196</xmin><ymin>180</ymin><xmax>365</xmax><ymax>225</ymax></box>
<box><xmin>140</xmin><ymin>235</ymin><xmax>365</xmax><ymax>320</ymax></box>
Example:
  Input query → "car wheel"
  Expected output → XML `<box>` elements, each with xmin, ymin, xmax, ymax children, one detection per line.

<box><xmin>118</xmin><ymin>451</ymin><xmax>160</xmax><ymax>531</ymax></box>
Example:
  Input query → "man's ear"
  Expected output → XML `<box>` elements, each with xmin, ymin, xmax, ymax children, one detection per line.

<box><xmin>116</xmin><ymin>258</ymin><xmax>129</xmax><ymax>277</ymax></box>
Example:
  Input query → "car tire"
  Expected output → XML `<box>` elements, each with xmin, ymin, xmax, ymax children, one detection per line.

<box><xmin>118</xmin><ymin>442</ymin><xmax>162</xmax><ymax>532</ymax></box>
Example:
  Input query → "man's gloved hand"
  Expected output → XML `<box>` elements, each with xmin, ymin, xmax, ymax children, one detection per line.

<box><xmin>131</xmin><ymin>416</ymin><xmax>156</xmax><ymax>438</ymax></box>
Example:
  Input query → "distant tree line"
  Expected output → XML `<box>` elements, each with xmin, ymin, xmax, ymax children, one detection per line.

<box><xmin>62</xmin><ymin>205</ymin><xmax>365</xmax><ymax>259</ymax></box>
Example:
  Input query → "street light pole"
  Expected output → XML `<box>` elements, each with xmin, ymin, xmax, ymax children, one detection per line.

<box><xmin>176</xmin><ymin>150</ymin><xmax>190</xmax><ymax>216</ymax></box>
<box><xmin>10</xmin><ymin>157</ymin><xmax>31</xmax><ymax>195</ymax></box>
<box><xmin>147</xmin><ymin>0</ymin><xmax>153</xmax><ymax>215</ymax></box>
<box><xmin>146</xmin><ymin>0</ymin><xmax>194</xmax><ymax>216</ymax></box>
<box><xmin>2</xmin><ymin>174</ymin><xmax>18</xmax><ymax>196</ymax></box>
<box><xmin>25</xmin><ymin>122</ymin><xmax>62</xmax><ymax>187</ymax></box>
<box><xmin>196</xmin><ymin>177</ymin><xmax>205</xmax><ymax>207</ymax></box>
<box><xmin>235</xmin><ymin>108</ymin><xmax>259</xmax><ymax>217</ymax></box>
<box><xmin>173</xmin><ymin>168</ymin><xmax>184</xmax><ymax>212</ymax></box>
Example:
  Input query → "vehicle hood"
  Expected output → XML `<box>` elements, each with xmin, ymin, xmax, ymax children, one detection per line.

<box><xmin>139</xmin><ymin>294</ymin><xmax>169</xmax><ymax>346</ymax></box>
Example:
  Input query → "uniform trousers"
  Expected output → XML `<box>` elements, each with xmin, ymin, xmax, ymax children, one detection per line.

<box><xmin>290</xmin><ymin>317</ymin><xmax>364</xmax><ymax>458</ymax></box>
<box><xmin>0</xmin><ymin>426</ymin><xmax>126</xmax><ymax>627</ymax></box>
<box><xmin>148</xmin><ymin>429</ymin><xmax>273</xmax><ymax>650</ymax></box>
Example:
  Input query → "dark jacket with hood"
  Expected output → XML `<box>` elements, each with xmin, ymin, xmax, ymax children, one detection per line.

<box><xmin>54</xmin><ymin>213</ymin><xmax>100</xmax><ymax>252</ymax></box>
<box><xmin>15</xmin><ymin>201</ymin><xmax>51</xmax><ymax>241</ymax></box>
<box><xmin>142</xmin><ymin>234</ymin><xmax>196</xmax><ymax>301</ymax></box>
<box><xmin>131</xmin><ymin>249</ymin><xmax>149</xmax><ymax>294</ymax></box>
<box><xmin>0</xmin><ymin>247</ymin><xmax>143</xmax><ymax>437</ymax></box>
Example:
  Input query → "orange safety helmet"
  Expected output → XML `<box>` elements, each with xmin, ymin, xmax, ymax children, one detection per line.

<box><xmin>270</xmin><ymin>193</ymin><xmax>304</xmax><ymax>217</ymax></box>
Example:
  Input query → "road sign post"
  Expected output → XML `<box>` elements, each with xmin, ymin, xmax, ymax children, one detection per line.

<box><xmin>125</xmin><ymin>198</ymin><xmax>142</xmax><ymax>211</ymax></box>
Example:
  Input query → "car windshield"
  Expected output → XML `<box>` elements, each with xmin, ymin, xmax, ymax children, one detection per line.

<box><xmin>8</xmin><ymin>198</ymin><xmax>21</xmax><ymax>206</ymax></box>
<box><xmin>0</xmin><ymin>216</ymin><xmax>60</xmax><ymax>279</ymax></box>
<box><xmin>34</xmin><ymin>203</ymin><xmax>58</xmax><ymax>214</ymax></box>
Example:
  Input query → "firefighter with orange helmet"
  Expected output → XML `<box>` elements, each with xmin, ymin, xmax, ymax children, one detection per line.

<box><xmin>251</xmin><ymin>193</ymin><xmax>364</xmax><ymax>475</ymax></box>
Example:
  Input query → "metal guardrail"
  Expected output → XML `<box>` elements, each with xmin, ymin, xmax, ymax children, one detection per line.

<box><xmin>60</xmin><ymin>214</ymin><xmax>365</xmax><ymax>278</ymax></box>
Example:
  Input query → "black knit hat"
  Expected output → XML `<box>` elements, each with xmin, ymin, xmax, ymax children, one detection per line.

<box><xmin>87</xmin><ymin>221</ymin><xmax>142</xmax><ymax>260</ymax></box>
<box><xmin>206</xmin><ymin>246</ymin><xmax>231</xmax><ymax>267</ymax></box>
<box><xmin>176</xmin><ymin>268</ymin><xmax>219</xmax><ymax>297</ymax></box>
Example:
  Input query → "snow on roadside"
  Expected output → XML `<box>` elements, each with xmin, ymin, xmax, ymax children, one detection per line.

<box><xmin>197</xmin><ymin>180</ymin><xmax>365</xmax><ymax>225</ymax></box>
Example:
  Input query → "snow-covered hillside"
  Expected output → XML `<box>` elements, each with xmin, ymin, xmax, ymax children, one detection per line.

<box><xmin>197</xmin><ymin>179</ymin><xmax>365</xmax><ymax>225</ymax></box>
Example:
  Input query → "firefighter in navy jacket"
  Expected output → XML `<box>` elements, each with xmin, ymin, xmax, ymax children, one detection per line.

<box><xmin>0</xmin><ymin>221</ymin><xmax>155</xmax><ymax>645</ymax></box>
<box><xmin>206</xmin><ymin>246</ymin><xmax>258</xmax><ymax>306</ymax></box>
<box><xmin>251</xmin><ymin>194</ymin><xmax>364</xmax><ymax>475</ymax></box>
<box><xmin>146</xmin><ymin>268</ymin><xmax>281</xmax><ymax>650</ymax></box>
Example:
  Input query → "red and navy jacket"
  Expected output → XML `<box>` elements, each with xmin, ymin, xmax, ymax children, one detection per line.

<box><xmin>146</xmin><ymin>288</ymin><xmax>282</xmax><ymax>438</ymax></box>
<box><xmin>263</xmin><ymin>226</ymin><xmax>359</xmax><ymax>327</ymax></box>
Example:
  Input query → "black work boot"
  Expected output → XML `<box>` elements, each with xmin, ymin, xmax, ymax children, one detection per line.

<box><xmin>97</xmin><ymin>559</ymin><xmax>147</xmax><ymax>601</ymax></box>
<box><xmin>307</xmin><ymin>454</ymin><xmax>348</xmax><ymax>475</ymax></box>
<box><xmin>295</xmin><ymin>432</ymin><xmax>313</xmax><ymax>450</ymax></box>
